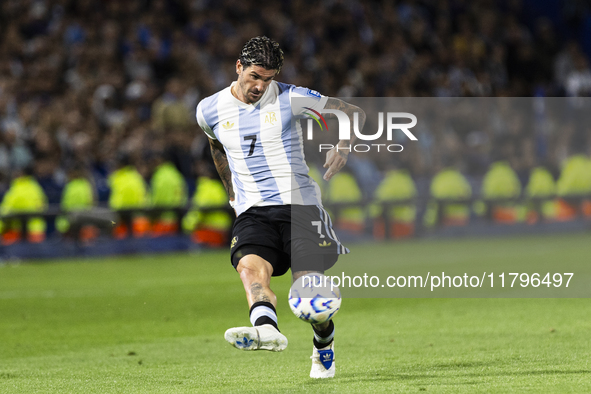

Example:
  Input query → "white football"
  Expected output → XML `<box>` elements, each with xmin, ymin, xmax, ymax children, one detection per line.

<box><xmin>288</xmin><ymin>273</ymin><xmax>341</xmax><ymax>324</ymax></box>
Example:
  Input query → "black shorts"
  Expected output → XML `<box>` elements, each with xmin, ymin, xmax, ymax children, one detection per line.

<box><xmin>230</xmin><ymin>205</ymin><xmax>349</xmax><ymax>276</ymax></box>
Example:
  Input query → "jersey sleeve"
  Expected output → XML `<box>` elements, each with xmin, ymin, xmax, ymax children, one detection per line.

<box><xmin>289</xmin><ymin>86</ymin><xmax>328</xmax><ymax>116</ymax></box>
<box><xmin>196</xmin><ymin>102</ymin><xmax>217</xmax><ymax>140</ymax></box>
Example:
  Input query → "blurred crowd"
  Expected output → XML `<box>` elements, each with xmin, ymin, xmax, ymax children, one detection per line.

<box><xmin>1</xmin><ymin>0</ymin><xmax>590</xmax><ymax>211</ymax></box>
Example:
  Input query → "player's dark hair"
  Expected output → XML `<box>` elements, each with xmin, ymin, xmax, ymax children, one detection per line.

<box><xmin>239</xmin><ymin>36</ymin><xmax>284</xmax><ymax>73</ymax></box>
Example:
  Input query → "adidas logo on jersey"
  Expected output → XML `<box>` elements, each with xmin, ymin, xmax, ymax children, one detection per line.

<box><xmin>319</xmin><ymin>240</ymin><xmax>332</xmax><ymax>247</ymax></box>
<box><xmin>222</xmin><ymin>121</ymin><xmax>234</xmax><ymax>130</ymax></box>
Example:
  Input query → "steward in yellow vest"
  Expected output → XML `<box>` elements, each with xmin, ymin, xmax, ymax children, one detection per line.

<box><xmin>324</xmin><ymin>170</ymin><xmax>365</xmax><ymax>234</ymax></box>
<box><xmin>480</xmin><ymin>161</ymin><xmax>524</xmax><ymax>223</ymax></box>
<box><xmin>0</xmin><ymin>167</ymin><xmax>48</xmax><ymax>244</ymax></box>
<box><xmin>555</xmin><ymin>154</ymin><xmax>591</xmax><ymax>220</ymax></box>
<box><xmin>525</xmin><ymin>166</ymin><xmax>556</xmax><ymax>223</ymax></box>
<box><xmin>150</xmin><ymin>156</ymin><xmax>187</xmax><ymax>236</ymax></box>
<box><xmin>369</xmin><ymin>169</ymin><xmax>416</xmax><ymax>238</ymax></box>
<box><xmin>183</xmin><ymin>175</ymin><xmax>232</xmax><ymax>247</ymax></box>
<box><xmin>424</xmin><ymin>166</ymin><xmax>472</xmax><ymax>227</ymax></box>
<box><xmin>56</xmin><ymin>165</ymin><xmax>96</xmax><ymax>238</ymax></box>
<box><xmin>109</xmin><ymin>156</ymin><xmax>150</xmax><ymax>238</ymax></box>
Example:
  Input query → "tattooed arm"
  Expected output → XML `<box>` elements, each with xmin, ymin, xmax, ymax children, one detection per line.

<box><xmin>209</xmin><ymin>138</ymin><xmax>235</xmax><ymax>204</ymax></box>
<box><xmin>321</xmin><ymin>98</ymin><xmax>366</xmax><ymax>180</ymax></box>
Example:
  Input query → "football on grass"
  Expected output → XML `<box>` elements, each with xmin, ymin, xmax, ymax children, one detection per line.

<box><xmin>288</xmin><ymin>273</ymin><xmax>341</xmax><ymax>324</ymax></box>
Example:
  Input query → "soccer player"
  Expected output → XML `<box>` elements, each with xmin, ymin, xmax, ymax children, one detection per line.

<box><xmin>196</xmin><ymin>36</ymin><xmax>365</xmax><ymax>379</ymax></box>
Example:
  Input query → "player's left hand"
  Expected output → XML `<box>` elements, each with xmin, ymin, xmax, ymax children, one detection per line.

<box><xmin>323</xmin><ymin>146</ymin><xmax>349</xmax><ymax>181</ymax></box>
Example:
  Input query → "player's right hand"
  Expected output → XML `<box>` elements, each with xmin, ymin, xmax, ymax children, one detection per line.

<box><xmin>323</xmin><ymin>146</ymin><xmax>348</xmax><ymax>181</ymax></box>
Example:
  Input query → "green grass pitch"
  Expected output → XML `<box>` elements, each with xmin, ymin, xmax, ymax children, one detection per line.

<box><xmin>1</xmin><ymin>234</ymin><xmax>590</xmax><ymax>393</ymax></box>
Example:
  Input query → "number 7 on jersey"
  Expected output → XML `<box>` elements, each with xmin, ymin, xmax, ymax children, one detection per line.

<box><xmin>244</xmin><ymin>134</ymin><xmax>257</xmax><ymax>157</ymax></box>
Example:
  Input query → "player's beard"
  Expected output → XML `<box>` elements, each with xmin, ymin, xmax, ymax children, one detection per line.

<box><xmin>244</xmin><ymin>87</ymin><xmax>262</xmax><ymax>103</ymax></box>
<box><xmin>237</xmin><ymin>78</ymin><xmax>262</xmax><ymax>104</ymax></box>
<box><xmin>248</xmin><ymin>90</ymin><xmax>262</xmax><ymax>102</ymax></box>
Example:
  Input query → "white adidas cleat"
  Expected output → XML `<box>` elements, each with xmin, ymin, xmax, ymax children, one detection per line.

<box><xmin>224</xmin><ymin>324</ymin><xmax>288</xmax><ymax>352</ymax></box>
<box><xmin>310</xmin><ymin>341</ymin><xmax>335</xmax><ymax>378</ymax></box>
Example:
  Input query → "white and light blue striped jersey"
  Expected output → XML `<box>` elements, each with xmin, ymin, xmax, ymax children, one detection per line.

<box><xmin>196</xmin><ymin>81</ymin><xmax>327</xmax><ymax>216</ymax></box>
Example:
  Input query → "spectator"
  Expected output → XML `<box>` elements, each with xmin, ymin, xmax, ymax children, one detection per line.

<box><xmin>565</xmin><ymin>53</ymin><xmax>591</xmax><ymax>97</ymax></box>
<box><xmin>151</xmin><ymin>77</ymin><xmax>192</xmax><ymax>132</ymax></box>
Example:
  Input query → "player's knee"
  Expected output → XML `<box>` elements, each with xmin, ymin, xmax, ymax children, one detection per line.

<box><xmin>237</xmin><ymin>255</ymin><xmax>273</xmax><ymax>283</ymax></box>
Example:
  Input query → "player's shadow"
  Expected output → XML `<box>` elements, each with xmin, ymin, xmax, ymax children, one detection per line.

<box><xmin>332</xmin><ymin>367</ymin><xmax>590</xmax><ymax>384</ymax></box>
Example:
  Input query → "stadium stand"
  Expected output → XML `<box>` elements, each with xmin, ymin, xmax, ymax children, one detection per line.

<box><xmin>1</xmin><ymin>0</ymin><xmax>590</xmax><ymax>255</ymax></box>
